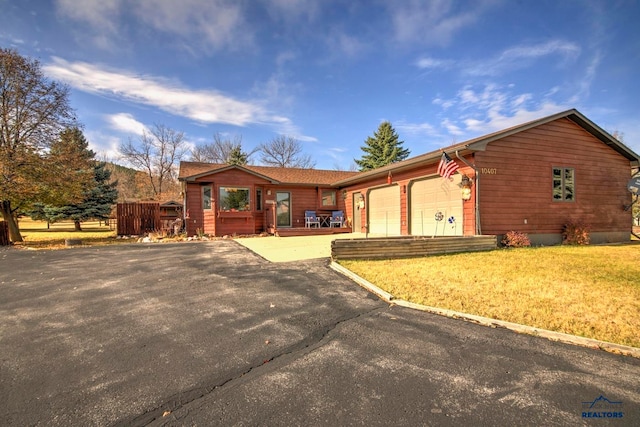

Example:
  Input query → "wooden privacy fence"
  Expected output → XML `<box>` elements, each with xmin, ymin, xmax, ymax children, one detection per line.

<box><xmin>331</xmin><ymin>235</ymin><xmax>497</xmax><ymax>260</ymax></box>
<box><xmin>117</xmin><ymin>202</ymin><xmax>160</xmax><ymax>236</ymax></box>
<box><xmin>0</xmin><ymin>221</ymin><xmax>9</xmax><ymax>246</ymax></box>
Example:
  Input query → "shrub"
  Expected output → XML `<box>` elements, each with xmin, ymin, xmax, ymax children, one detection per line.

<box><xmin>501</xmin><ymin>231</ymin><xmax>531</xmax><ymax>248</ymax></box>
<box><xmin>562</xmin><ymin>221</ymin><xmax>590</xmax><ymax>245</ymax></box>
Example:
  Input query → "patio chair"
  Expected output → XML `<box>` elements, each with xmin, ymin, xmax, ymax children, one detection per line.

<box><xmin>305</xmin><ymin>211</ymin><xmax>320</xmax><ymax>228</ymax></box>
<box><xmin>330</xmin><ymin>210</ymin><xmax>344</xmax><ymax>227</ymax></box>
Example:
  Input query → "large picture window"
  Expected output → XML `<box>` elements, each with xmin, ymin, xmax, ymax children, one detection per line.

<box><xmin>552</xmin><ymin>167</ymin><xmax>574</xmax><ymax>201</ymax></box>
<box><xmin>219</xmin><ymin>187</ymin><xmax>250</xmax><ymax>211</ymax></box>
<box><xmin>321</xmin><ymin>189</ymin><xmax>337</xmax><ymax>207</ymax></box>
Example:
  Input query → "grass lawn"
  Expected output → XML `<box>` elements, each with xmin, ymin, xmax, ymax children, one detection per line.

<box><xmin>339</xmin><ymin>245</ymin><xmax>640</xmax><ymax>348</ymax></box>
<box><xmin>14</xmin><ymin>218</ymin><xmax>121</xmax><ymax>249</ymax></box>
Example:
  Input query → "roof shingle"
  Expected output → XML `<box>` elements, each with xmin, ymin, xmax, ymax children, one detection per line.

<box><xmin>179</xmin><ymin>162</ymin><xmax>358</xmax><ymax>186</ymax></box>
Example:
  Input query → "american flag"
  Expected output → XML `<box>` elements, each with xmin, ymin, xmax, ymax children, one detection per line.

<box><xmin>437</xmin><ymin>152</ymin><xmax>459</xmax><ymax>178</ymax></box>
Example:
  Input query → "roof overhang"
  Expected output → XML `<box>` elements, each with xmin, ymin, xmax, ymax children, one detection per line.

<box><xmin>463</xmin><ymin>109</ymin><xmax>640</xmax><ymax>164</ymax></box>
<box><xmin>332</xmin><ymin>147</ymin><xmax>476</xmax><ymax>186</ymax></box>
<box><xmin>182</xmin><ymin>164</ymin><xmax>280</xmax><ymax>184</ymax></box>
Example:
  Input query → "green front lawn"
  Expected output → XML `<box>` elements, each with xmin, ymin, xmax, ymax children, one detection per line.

<box><xmin>339</xmin><ymin>245</ymin><xmax>640</xmax><ymax>348</ymax></box>
<box><xmin>14</xmin><ymin>219</ymin><xmax>120</xmax><ymax>249</ymax></box>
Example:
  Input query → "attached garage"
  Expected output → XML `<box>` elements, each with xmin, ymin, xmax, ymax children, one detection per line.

<box><xmin>410</xmin><ymin>175</ymin><xmax>463</xmax><ymax>236</ymax></box>
<box><xmin>368</xmin><ymin>185</ymin><xmax>401</xmax><ymax>235</ymax></box>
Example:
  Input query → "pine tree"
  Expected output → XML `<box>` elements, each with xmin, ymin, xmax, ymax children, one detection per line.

<box><xmin>41</xmin><ymin>162</ymin><xmax>118</xmax><ymax>231</ymax></box>
<box><xmin>354</xmin><ymin>122</ymin><xmax>410</xmax><ymax>171</ymax></box>
<box><xmin>44</xmin><ymin>127</ymin><xmax>95</xmax><ymax>206</ymax></box>
<box><xmin>228</xmin><ymin>146</ymin><xmax>249</xmax><ymax>165</ymax></box>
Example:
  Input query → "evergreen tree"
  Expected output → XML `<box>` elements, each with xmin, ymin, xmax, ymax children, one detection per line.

<box><xmin>44</xmin><ymin>127</ymin><xmax>95</xmax><ymax>206</ymax></box>
<box><xmin>354</xmin><ymin>122</ymin><xmax>410</xmax><ymax>171</ymax></box>
<box><xmin>40</xmin><ymin>162</ymin><xmax>118</xmax><ymax>231</ymax></box>
<box><xmin>228</xmin><ymin>146</ymin><xmax>248</xmax><ymax>165</ymax></box>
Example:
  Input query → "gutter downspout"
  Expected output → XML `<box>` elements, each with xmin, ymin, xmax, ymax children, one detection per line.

<box><xmin>180</xmin><ymin>180</ymin><xmax>187</xmax><ymax>234</ymax></box>
<box><xmin>455</xmin><ymin>151</ymin><xmax>481</xmax><ymax>235</ymax></box>
<box><xmin>631</xmin><ymin>196</ymin><xmax>640</xmax><ymax>240</ymax></box>
<box><xmin>630</xmin><ymin>169</ymin><xmax>640</xmax><ymax>240</ymax></box>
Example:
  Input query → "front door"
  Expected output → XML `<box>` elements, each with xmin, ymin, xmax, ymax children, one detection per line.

<box><xmin>276</xmin><ymin>192</ymin><xmax>291</xmax><ymax>227</ymax></box>
<box><xmin>352</xmin><ymin>192</ymin><xmax>362</xmax><ymax>232</ymax></box>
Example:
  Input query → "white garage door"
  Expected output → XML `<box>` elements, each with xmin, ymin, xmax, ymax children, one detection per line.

<box><xmin>410</xmin><ymin>175</ymin><xmax>463</xmax><ymax>236</ymax></box>
<box><xmin>368</xmin><ymin>185</ymin><xmax>401</xmax><ymax>236</ymax></box>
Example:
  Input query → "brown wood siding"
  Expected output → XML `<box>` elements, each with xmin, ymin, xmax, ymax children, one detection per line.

<box><xmin>271</xmin><ymin>187</ymin><xmax>348</xmax><ymax>228</ymax></box>
<box><xmin>185</xmin><ymin>169</ymin><xmax>349</xmax><ymax>236</ymax></box>
<box><xmin>475</xmin><ymin>118</ymin><xmax>632</xmax><ymax>235</ymax></box>
<box><xmin>185</xmin><ymin>183</ymin><xmax>205</xmax><ymax>236</ymax></box>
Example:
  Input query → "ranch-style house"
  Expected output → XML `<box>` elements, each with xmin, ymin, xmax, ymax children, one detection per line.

<box><xmin>178</xmin><ymin>109</ymin><xmax>639</xmax><ymax>245</ymax></box>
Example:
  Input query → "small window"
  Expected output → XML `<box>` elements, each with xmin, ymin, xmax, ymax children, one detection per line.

<box><xmin>552</xmin><ymin>167</ymin><xmax>574</xmax><ymax>202</ymax></box>
<box><xmin>219</xmin><ymin>187</ymin><xmax>250</xmax><ymax>211</ymax></box>
<box><xmin>256</xmin><ymin>188</ymin><xmax>262</xmax><ymax>211</ymax></box>
<box><xmin>202</xmin><ymin>185</ymin><xmax>212</xmax><ymax>209</ymax></box>
<box><xmin>321</xmin><ymin>189</ymin><xmax>337</xmax><ymax>207</ymax></box>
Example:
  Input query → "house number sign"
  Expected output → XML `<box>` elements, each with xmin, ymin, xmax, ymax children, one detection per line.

<box><xmin>480</xmin><ymin>168</ymin><xmax>497</xmax><ymax>174</ymax></box>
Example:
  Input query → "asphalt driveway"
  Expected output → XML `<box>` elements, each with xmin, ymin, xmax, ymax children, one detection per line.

<box><xmin>1</xmin><ymin>241</ymin><xmax>638</xmax><ymax>426</ymax></box>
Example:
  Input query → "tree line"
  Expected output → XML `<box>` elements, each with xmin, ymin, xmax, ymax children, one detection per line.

<box><xmin>0</xmin><ymin>48</ymin><xmax>118</xmax><ymax>242</ymax></box>
<box><xmin>1</xmin><ymin>47</ymin><xmax>411</xmax><ymax>243</ymax></box>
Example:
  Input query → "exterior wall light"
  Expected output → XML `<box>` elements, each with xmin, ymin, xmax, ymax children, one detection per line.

<box><xmin>460</xmin><ymin>175</ymin><xmax>473</xmax><ymax>201</ymax></box>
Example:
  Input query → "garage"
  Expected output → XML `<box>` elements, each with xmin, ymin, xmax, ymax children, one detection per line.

<box><xmin>410</xmin><ymin>175</ymin><xmax>463</xmax><ymax>236</ymax></box>
<box><xmin>368</xmin><ymin>185</ymin><xmax>401</xmax><ymax>235</ymax></box>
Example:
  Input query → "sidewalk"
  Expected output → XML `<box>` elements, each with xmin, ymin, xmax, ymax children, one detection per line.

<box><xmin>235</xmin><ymin>233</ymin><xmax>366</xmax><ymax>262</ymax></box>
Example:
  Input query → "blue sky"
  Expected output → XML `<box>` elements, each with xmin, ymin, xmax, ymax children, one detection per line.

<box><xmin>1</xmin><ymin>0</ymin><xmax>639</xmax><ymax>170</ymax></box>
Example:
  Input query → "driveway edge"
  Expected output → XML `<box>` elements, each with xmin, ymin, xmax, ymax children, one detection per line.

<box><xmin>329</xmin><ymin>261</ymin><xmax>640</xmax><ymax>359</ymax></box>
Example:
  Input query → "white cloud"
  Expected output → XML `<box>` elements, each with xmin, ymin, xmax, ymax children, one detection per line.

<box><xmin>465</xmin><ymin>40</ymin><xmax>581</xmax><ymax>77</ymax></box>
<box><xmin>56</xmin><ymin>0</ymin><xmax>120</xmax><ymax>31</ymax></box>
<box><xmin>390</xmin><ymin>0</ymin><xmax>495</xmax><ymax>46</ymax></box>
<box><xmin>432</xmin><ymin>97</ymin><xmax>455</xmax><ymax>110</ymax></box>
<box><xmin>570</xmin><ymin>51</ymin><xmax>602</xmax><ymax>103</ymax></box>
<box><xmin>480</xmin><ymin>101</ymin><xmax>567</xmax><ymax>132</ymax></box>
<box><xmin>105</xmin><ymin>113</ymin><xmax>148</xmax><ymax>136</ymax></box>
<box><xmin>415</xmin><ymin>57</ymin><xmax>453</xmax><ymax>70</ymax></box>
<box><xmin>441</xmin><ymin>118</ymin><xmax>464</xmax><ymax>136</ymax></box>
<box><xmin>329</xmin><ymin>31</ymin><xmax>368</xmax><ymax>58</ymax></box>
<box><xmin>435</xmin><ymin>83</ymin><xmax>569</xmax><ymax>137</ymax></box>
<box><xmin>55</xmin><ymin>0</ymin><xmax>251</xmax><ymax>52</ymax></box>
<box><xmin>417</xmin><ymin>40</ymin><xmax>581</xmax><ymax>78</ymax></box>
<box><xmin>265</xmin><ymin>0</ymin><xmax>321</xmax><ymax>23</ymax></box>
<box><xmin>84</xmin><ymin>130</ymin><xmax>123</xmax><ymax>161</ymax></box>
<box><xmin>270</xmin><ymin>119</ymin><xmax>318</xmax><ymax>143</ymax></box>
<box><xmin>396</xmin><ymin>121</ymin><xmax>439</xmax><ymax>138</ymax></box>
<box><xmin>43</xmin><ymin>58</ymin><xmax>286</xmax><ymax>128</ymax></box>
<box><xmin>133</xmin><ymin>0</ymin><xmax>250</xmax><ymax>52</ymax></box>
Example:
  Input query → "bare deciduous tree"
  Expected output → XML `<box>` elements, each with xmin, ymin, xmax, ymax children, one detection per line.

<box><xmin>190</xmin><ymin>133</ymin><xmax>257</xmax><ymax>165</ymax></box>
<box><xmin>258</xmin><ymin>135</ymin><xmax>316</xmax><ymax>168</ymax></box>
<box><xmin>611</xmin><ymin>130</ymin><xmax>625</xmax><ymax>142</ymax></box>
<box><xmin>119</xmin><ymin>124</ymin><xmax>188</xmax><ymax>197</ymax></box>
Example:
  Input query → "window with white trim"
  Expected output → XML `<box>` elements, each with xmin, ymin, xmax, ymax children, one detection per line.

<box><xmin>219</xmin><ymin>187</ymin><xmax>250</xmax><ymax>211</ymax></box>
<box><xmin>321</xmin><ymin>189</ymin><xmax>337</xmax><ymax>207</ymax></box>
<box><xmin>202</xmin><ymin>185</ymin><xmax>212</xmax><ymax>209</ymax></box>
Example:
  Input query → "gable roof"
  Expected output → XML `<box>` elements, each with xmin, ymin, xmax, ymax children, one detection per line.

<box><xmin>179</xmin><ymin>162</ymin><xmax>358</xmax><ymax>186</ymax></box>
<box><xmin>334</xmin><ymin>109</ymin><xmax>639</xmax><ymax>186</ymax></box>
